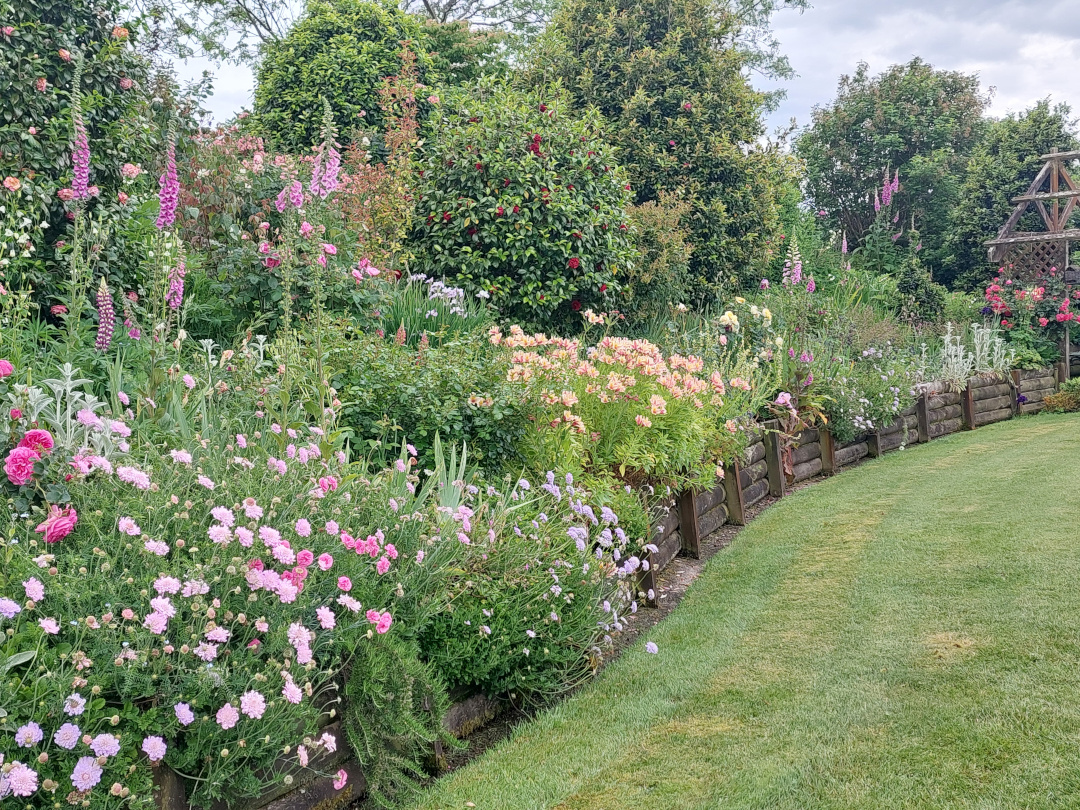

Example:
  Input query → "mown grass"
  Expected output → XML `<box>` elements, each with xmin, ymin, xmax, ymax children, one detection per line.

<box><xmin>411</xmin><ymin>414</ymin><xmax>1080</xmax><ymax>810</ymax></box>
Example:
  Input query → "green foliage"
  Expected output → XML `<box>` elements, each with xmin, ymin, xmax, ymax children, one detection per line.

<box><xmin>895</xmin><ymin>251</ymin><xmax>946</xmax><ymax>324</ymax></box>
<box><xmin>940</xmin><ymin>100</ymin><xmax>1079</xmax><ymax>290</ymax></box>
<box><xmin>409</xmin><ymin>79</ymin><xmax>635</xmax><ymax>327</ymax></box>
<box><xmin>344</xmin><ymin>636</ymin><xmax>455</xmax><ymax>808</ymax></box>
<box><xmin>1043</xmin><ymin>380</ymin><xmax>1080</xmax><ymax>412</ymax></box>
<box><xmin>253</xmin><ymin>0</ymin><xmax>432</xmax><ymax>151</ymax></box>
<box><xmin>0</xmin><ymin>0</ymin><xmax>156</xmax><ymax>292</ymax></box>
<box><xmin>537</xmin><ymin>0</ymin><xmax>780</xmax><ymax>297</ymax></box>
<box><xmin>379</xmin><ymin>277</ymin><xmax>490</xmax><ymax>349</ymax></box>
<box><xmin>617</xmin><ymin>193</ymin><xmax>695</xmax><ymax>320</ymax></box>
<box><xmin>417</xmin><ymin>474</ymin><xmax>634</xmax><ymax>702</ymax></box>
<box><xmin>419</xmin><ymin>18</ymin><xmax>509</xmax><ymax>86</ymax></box>
<box><xmin>326</xmin><ymin>322</ymin><xmax>531</xmax><ymax>473</ymax></box>
<box><xmin>797</xmin><ymin>58</ymin><xmax>989</xmax><ymax>275</ymax></box>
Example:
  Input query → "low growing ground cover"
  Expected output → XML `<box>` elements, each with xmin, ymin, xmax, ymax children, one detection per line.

<box><xmin>413</xmin><ymin>414</ymin><xmax>1080</xmax><ymax>810</ymax></box>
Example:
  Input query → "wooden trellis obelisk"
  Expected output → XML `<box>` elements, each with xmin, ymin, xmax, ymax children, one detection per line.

<box><xmin>985</xmin><ymin>147</ymin><xmax>1080</xmax><ymax>276</ymax></box>
<box><xmin>986</xmin><ymin>147</ymin><xmax>1080</xmax><ymax>379</ymax></box>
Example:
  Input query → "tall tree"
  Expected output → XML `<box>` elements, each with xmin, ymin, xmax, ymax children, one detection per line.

<box><xmin>534</xmin><ymin>0</ymin><xmax>781</xmax><ymax>298</ymax></box>
<box><xmin>940</xmin><ymin>101</ymin><xmax>1079</xmax><ymax>291</ymax></box>
<box><xmin>796</xmin><ymin>58</ymin><xmax>990</xmax><ymax>273</ymax></box>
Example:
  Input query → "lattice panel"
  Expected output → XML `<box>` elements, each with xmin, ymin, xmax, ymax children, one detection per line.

<box><xmin>1001</xmin><ymin>240</ymin><xmax>1068</xmax><ymax>281</ymax></box>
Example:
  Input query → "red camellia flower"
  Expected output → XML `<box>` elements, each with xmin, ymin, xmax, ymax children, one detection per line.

<box><xmin>496</xmin><ymin>206</ymin><xmax>505</xmax><ymax>216</ymax></box>
<box><xmin>599</xmin><ymin>284</ymin><xmax>608</xmax><ymax>293</ymax></box>
<box><xmin>570</xmin><ymin>300</ymin><xmax>582</xmax><ymax>311</ymax></box>
<box><xmin>475</xmin><ymin>162</ymin><xmax>482</xmax><ymax>171</ymax></box>
<box><xmin>568</xmin><ymin>257</ymin><xmax>581</xmax><ymax>270</ymax></box>
<box><xmin>512</xmin><ymin>205</ymin><xmax>520</xmax><ymax>214</ymax></box>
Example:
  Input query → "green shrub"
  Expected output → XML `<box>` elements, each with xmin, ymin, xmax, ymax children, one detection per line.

<box><xmin>1044</xmin><ymin>378</ymin><xmax>1080</xmax><ymax>412</ymax></box>
<box><xmin>0</xmin><ymin>0</ymin><xmax>155</xmax><ymax>293</ymax></box>
<box><xmin>417</xmin><ymin>473</ymin><xmax>635</xmax><ymax>702</ymax></box>
<box><xmin>617</xmin><ymin>193</ymin><xmax>694</xmax><ymax>320</ymax></box>
<box><xmin>326</xmin><ymin>322</ymin><xmax>530</xmax><ymax>473</ymax></box>
<box><xmin>537</xmin><ymin>0</ymin><xmax>780</xmax><ymax>297</ymax></box>
<box><xmin>253</xmin><ymin>0</ymin><xmax>432</xmax><ymax>151</ymax></box>
<box><xmin>409</xmin><ymin>79</ymin><xmax>635</xmax><ymax>328</ymax></box>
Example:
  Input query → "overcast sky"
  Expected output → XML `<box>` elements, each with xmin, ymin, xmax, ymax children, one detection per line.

<box><xmin>176</xmin><ymin>0</ymin><xmax>1080</xmax><ymax>138</ymax></box>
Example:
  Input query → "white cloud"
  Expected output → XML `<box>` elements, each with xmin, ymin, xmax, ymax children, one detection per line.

<box><xmin>762</xmin><ymin>0</ymin><xmax>1080</xmax><ymax>133</ymax></box>
<box><xmin>171</xmin><ymin>0</ymin><xmax>1080</xmax><ymax>133</ymax></box>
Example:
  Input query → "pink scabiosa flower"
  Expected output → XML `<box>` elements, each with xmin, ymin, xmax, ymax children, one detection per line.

<box><xmin>142</xmin><ymin>735</ymin><xmax>167</xmax><ymax>761</ymax></box>
<box><xmin>174</xmin><ymin>703</ymin><xmax>195</xmax><ymax>726</ymax></box>
<box><xmin>156</xmin><ymin>134</ymin><xmax>179</xmax><ymax>229</ymax></box>
<box><xmin>240</xmin><ymin>690</ymin><xmax>266</xmax><ymax>719</ymax></box>
<box><xmin>316</xmin><ymin>606</ymin><xmax>336</xmax><ymax>629</ymax></box>
<box><xmin>95</xmin><ymin>277</ymin><xmax>115</xmax><ymax>351</ymax></box>
<box><xmin>71</xmin><ymin>756</ymin><xmax>103</xmax><ymax>791</ymax></box>
<box><xmin>23</xmin><ymin>577</ymin><xmax>44</xmax><ymax>601</ymax></box>
<box><xmin>7</xmin><ymin>761</ymin><xmax>39</xmax><ymax>796</ymax></box>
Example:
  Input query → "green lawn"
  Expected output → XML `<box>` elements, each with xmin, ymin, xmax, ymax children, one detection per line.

<box><xmin>412</xmin><ymin>414</ymin><xmax>1080</xmax><ymax>810</ymax></box>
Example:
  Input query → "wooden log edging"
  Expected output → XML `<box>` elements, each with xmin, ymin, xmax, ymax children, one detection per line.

<box><xmin>1013</xmin><ymin>367</ymin><xmax>1057</xmax><ymax>414</ymax></box>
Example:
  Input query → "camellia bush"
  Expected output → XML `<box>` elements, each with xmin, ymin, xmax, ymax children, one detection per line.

<box><xmin>409</xmin><ymin>79</ymin><xmax>636</xmax><ymax>327</ymax></box>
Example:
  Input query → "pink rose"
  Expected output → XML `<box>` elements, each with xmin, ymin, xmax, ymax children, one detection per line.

<box><xmin>0</xmin><ymin>359</ymin><xmax>14</xmax><ymax>377</ymax></box>
<box><xmin>5</xmin><ymin>446</ymin><xmax>39</xmax><ymax>486</ymax></box>
<box><xmin>35</xmin><ymin>504</ymin><xmax>78</xmax><ymax>544</ymax></box>
<box><xmin>18</xmin><ymin>429</ymin><xmax>54</xmax><ymax>454</ymax></box>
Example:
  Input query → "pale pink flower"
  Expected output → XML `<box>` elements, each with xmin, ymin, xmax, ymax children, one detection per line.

<box><xmin>174</xmin><ymin>703</ymin><xmax>195</xmax><ymax>725</ymax></box>
<box><xmin>239</xmin><ymin>690</ymin><xmax>266</xmax><ymax>719</ymax></box>
<box><xmin>316</xmin><ymin>606</ymin><xmax>336</xmax><ymax>629</ymax></box>
<box><xmin>118</xmin><ymin>516</ymin><xmax>141</xmax><ymax>535</ymax></box>
<box><xmin>23</xmin><ymin>577</ymin><xmax>44</xmax><ymax>601</ymax></box>
<box><xmin>216</xmin><ymin>703</ymin><xmax>239</xmax><ymax>729</ymax></box>
<box><xmin>333</xmin><ymin>769</ymin><xmax>348</xmax><ymax>790</ymax></box>
<box><xmin>317</xmin><ymin>553</ymin><xmax>333</xmax><ymax>571</ymax></box>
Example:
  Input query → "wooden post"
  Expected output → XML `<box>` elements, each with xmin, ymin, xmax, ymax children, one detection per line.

<box><xmin>1008</xmin><ymin>370</ymin><xmax>1020</xmax><ymax>415</ymax></box>
<box><xmin>677</xmin><ymin>489</ymin><xmax>701</xmax><ymax>559</ymax></box>
<box><xmin>866</xmin><ymin>432</ymin><xmax>882</xmax><ymax>458</ymax></box>
<box><xmin>819</xmin><ymin>428</ymin><xmax>836</xmax><ymax>475</ymax></box>
<box><xmin>915</xmin><ymin>393</ymin><xmax>931</xmax><ymax>443</ymax></box>
<box><xmin>762</xmin><ymin>423</ymin><xmax>785</xmax><ymax>499</ymax></box>
<box><xmin>961</xmin><ymin>381</ymin><xmax>976</xmax><ymax>429</ymax></box>
<box><xmin>723</xmin><ymin>460</ymin><xmax>747</xmax><ymax>525</ymax></box>
<box><xmin>641</xmin><ymin>546</ymin><xmax>658</xmax><ymax>607</ymax></box>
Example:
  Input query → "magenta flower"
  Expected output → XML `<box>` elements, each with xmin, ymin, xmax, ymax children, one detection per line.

<box><xmin>35</xmin><ymin>504</ymin><xmax>78</xmax><ymax>543</ymax></box>
<box><xmin>167</xmin><ymin>256</ymin><xmax>186</xmax><ymax>310</ymax></box>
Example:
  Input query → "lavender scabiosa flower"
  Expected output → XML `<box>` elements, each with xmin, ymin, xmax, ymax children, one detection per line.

<box><xmin>95</xmin><ymin>277</ymin><xmax>115</xmax><ymax>352</ymax></box>
<box><xmin>156</xmin><ymin>134</ymin><xmax>179</xmax><ymax>229</ymax></box>
<box><xmin>167</xmin><ymin>254</ymin><xmax>186</xmax><ymax>310</ymax></box>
